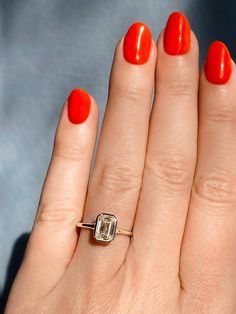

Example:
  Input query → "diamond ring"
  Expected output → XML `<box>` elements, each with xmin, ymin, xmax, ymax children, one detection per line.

<box><xmin>76</xmin><ymin>213</ymin><xmax>133</xmax><ymax>243</ymax></box>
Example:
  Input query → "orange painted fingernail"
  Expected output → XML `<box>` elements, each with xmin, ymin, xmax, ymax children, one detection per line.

<box><xmin>68</xmin><ymin>88</ymin><xmax>91</xmax><ymax>124</ymax></box>
<box><xmin>204</xmin><ymin>41</ymin><xmax>232</xmax><ymax>84</ymax></box>
<box><xmin>164</xmin><ymin>12</ymin><xmax>191</xmax><ymax>55</ymax></box>
<box><xmin>123</xmin><ymin>22</ymin><xmax>152</xmax><ymax>64</ymax></box>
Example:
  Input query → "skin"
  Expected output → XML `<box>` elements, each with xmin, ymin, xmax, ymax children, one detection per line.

<box><xmin>4</xmin><ymin>29</ymin><xmax>236</xmax><ymax>314</ymax></box>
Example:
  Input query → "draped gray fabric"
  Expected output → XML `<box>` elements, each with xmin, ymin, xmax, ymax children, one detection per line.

<box><xmin>0</xmin><ymin>0</ymin><xmax>235</xmax><ymax>308</ymax></box>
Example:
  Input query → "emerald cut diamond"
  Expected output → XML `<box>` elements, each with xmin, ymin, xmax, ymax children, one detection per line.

<box><xmin>94</xmin><ymin>213</ymin><xmax>118</xmax><ymax>243</ymax></box>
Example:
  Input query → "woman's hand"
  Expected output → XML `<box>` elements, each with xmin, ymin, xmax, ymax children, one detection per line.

<box><xmin>5</xmin><ymin>12</ymin><xmax>236</xmax><ymax>313</ymax></box>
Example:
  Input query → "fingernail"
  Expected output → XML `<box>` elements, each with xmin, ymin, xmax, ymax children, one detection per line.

<box><xmin>123</xmin><ymin>22</ymin><xmax>152</xmax><ymax>64</ymax></box>
<box><xmin>204</xmin><ymin>41</ymin><xmax>232</xmax><ymax>84</ymax></box>
<box><xmin>67</xmin><ymin>88</ymin><xmax>91</xmax><ymax>124</ymax></box>
<box><xmin>164</xmin><ymin>12</ymin><xmax>191</xmax><ymax>55</ymax></box>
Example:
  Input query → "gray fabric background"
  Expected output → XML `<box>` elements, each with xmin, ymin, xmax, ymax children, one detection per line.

<box><xmin>0</xmin><ymin>0</ymin><xmax>235</xmax><ymax>309</ymax></box>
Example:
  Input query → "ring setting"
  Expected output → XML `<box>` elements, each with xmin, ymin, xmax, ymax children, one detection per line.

<box><xmin>76</xmin><ymin>213</ymin><xmax>133</xmax><ymax>243</ymax></box>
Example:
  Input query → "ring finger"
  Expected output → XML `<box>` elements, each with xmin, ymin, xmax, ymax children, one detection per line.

<box><xmin>71</xmin><ymin>22</ymin><xmax>157</xmax><ymax>274</ymax></box>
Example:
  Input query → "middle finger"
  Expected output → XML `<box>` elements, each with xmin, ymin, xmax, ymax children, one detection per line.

<box><xmin>130</xmin><ymin>12</ymin><xmax>199</xmax><ymax>289</ymax></box>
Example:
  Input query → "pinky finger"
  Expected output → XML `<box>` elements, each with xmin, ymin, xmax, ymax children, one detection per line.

<box><xmin>7</xmin><ymin>89</ymin><xmax>98</xmax><ymax>302</ymax></box>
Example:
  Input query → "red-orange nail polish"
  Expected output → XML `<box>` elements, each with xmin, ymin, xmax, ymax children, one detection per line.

<box><xmin>68</xmin><ymin>89</ymin><xmax>91</xmax><ymax>124</ymax></box>
<box><xmin>123</xmin><ymin>22</ymin><xmax>152</xmax><ymax>64</ymax></box>
<box><xmin>204</xmin><ymin>41</ymin><xmax>232</xmax><ymax>84</ymax></box>
<box><xmin>164</xmin><ymin>12</ymin><xmax>191</xmax><ymax>55</ymax></box>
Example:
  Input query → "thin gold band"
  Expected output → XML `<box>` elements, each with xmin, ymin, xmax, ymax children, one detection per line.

<box><xmin>76</xmin><ymin>222</ymin><xmax>133</xmax><ymax>236</ymax></box>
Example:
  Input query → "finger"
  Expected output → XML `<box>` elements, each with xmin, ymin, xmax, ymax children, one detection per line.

<box><xmin>72</xmin><ymin>22</ymin><xmax>156</xmax><ymax>274</ymax></box>
<box><xmin>130</xmin><ymin>13</ymin><xmax>199</xmax><ymax>287</ymax></box>
<box><xmin>11</xmin><ymin>89</ymin><xmax>98</xmax><ymax>297</ymax></box>
<box><xmin>180</xmin><ymin>42</ymin><xmax>236</xmax><ymax>312</ymax></box>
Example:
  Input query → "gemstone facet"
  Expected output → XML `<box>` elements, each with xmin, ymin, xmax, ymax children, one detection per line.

<box><xmin>94</xmin><ymin>213</ymin><xmax>118</xmax><ymax>243</ymax></box>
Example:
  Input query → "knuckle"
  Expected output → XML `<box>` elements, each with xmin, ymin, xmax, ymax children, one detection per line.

<box><xmin>37</xmin><ymin>203</ymin><xmax>77</xmax><ymax>225</ymax></box>
<box><xmin>185</xmin><ymin>271</ymin><xmax>228</xmax><ymax>312</ymax></box>
<box><xmin>53</xmin><ymin>141</ymin><xmax>87</xmax><ymax>162</ymax></box>
<box><xmin>202</xmin><ymin>100</ymin><xmax>236</xmax><ymax>123</ymax></box>
<box><xmin>192</xmin><ymin>168</ymin><xmax>235</xmax><ymax>208</ymax></box>
<box><xmin>145</xmin><ymin>153</ymin><xmax>193</xmax><ymax>192</ymax></box>
<box><xmin>82</xmin><ymin>288</ymin><xmax>111</xmax><ymax>314</ymax></box>
<box><xmin>93</xmin><ymin>164</ymin><xmax>142</xmax><ymax>193</ymax></box>
<box><xmin>166</xmin><ymin>71</ymin><xmax>193</xmax><ymax>97</ymax></box>
<box><xmin>169</xmin><ymin>80</ymin><xmax>192</xmax><ymax>97</ymax></box>
<box><xmin>113</xmin><ymin>82</ymin><xmax>150</xmax><ymax>103</ymax></box>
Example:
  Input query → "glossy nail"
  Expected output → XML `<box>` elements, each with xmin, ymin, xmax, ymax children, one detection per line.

<box><xmin>204</xmin><ymin>41</ymin><xmax>232</xmax><ymax>84</ymax></box>
<box><xmin>68</xmin><ymin>88</ymin><xmax>91</xmax><ymax>124</ymax></box>
<box><xmin>123</xmin><ymin>22</ymin><xmax>152</xmax><ymax>64</ymax></box>
<box><xmin>164</xmin><ymin>12</ymin><xmax>191</xmax><ymax>55</ymax></box>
